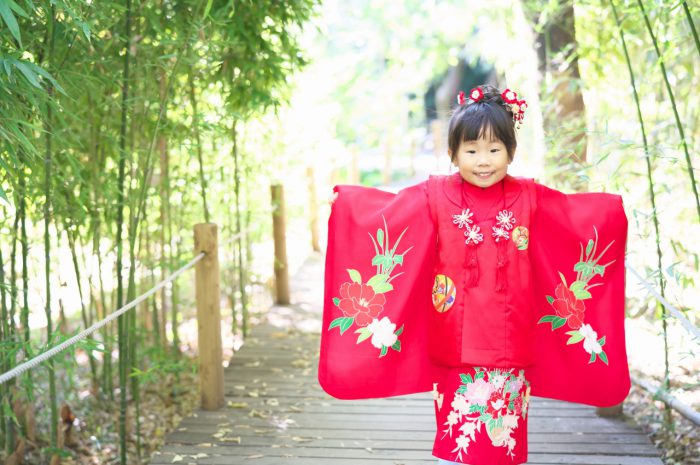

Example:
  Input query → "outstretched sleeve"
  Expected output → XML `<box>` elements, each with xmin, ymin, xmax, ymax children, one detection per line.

<box><xmin>318</xmin><ymin>180</ymin><xmax>447</xmax><ymax>400</ymax></box>
<box><xmin>525</xmin><ymin>181</ymin><xmax>631</xmax><ymax>407</ymax></box>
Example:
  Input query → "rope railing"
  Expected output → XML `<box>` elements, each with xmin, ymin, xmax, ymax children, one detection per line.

<box><xmin>0</xmin><ymin>228</ymin><xmax>248</xmax><ymax>386</ymax></box>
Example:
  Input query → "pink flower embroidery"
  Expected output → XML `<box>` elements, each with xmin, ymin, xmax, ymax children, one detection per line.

<box><xmin>338</xmin><ymin>282</ymin><xmax>386</xmax><ymax>327</ymax></box>
<box><xmin>464</xmin><ymin>378</ymin><xmax>494</xmax><ymax>405</ymax></box>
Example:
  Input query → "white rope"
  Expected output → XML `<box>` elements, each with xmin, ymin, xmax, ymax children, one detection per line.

<box><xmin>0</xmin><ymin>251</ymin><xmax>206</xmax><ymax>385</ymax></box>
<box><xmin>625</xmin><ymin>263</ymin><xmax>700</xmax><ymax>340</ymax></box>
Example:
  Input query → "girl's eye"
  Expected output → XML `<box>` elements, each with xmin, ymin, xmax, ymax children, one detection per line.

<box><xmin>491</xmin><ymin>149</ymin><xmax>499</xmax><ymax>153</ymax></box>
<box><xmin>467</xmin><ymin>150</ymin><xmax>476</xmax><ymax>154</ymax></box>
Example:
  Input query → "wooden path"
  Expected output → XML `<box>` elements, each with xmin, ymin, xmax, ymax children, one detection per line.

<box><xmin>150</xmin><ymin>252</ymin><xmax>663</xmax><ymax>465</ymax></box>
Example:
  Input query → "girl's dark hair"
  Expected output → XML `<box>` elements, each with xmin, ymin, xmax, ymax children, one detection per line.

<box><xmin>447</xmin><ymin>84</ymin><xmax>517</xmax><ymax>162</ymax></box>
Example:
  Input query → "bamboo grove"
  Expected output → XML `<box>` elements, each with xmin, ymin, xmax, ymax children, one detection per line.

<box><xmin>0</xmin><ymin>0</ymin><xmax>318</xmax><ymax>463</ymax></box>
<box><xmin>1</xmin><ymin>0</ymin><xmax>699</xmax><ymax>463</ymax></box>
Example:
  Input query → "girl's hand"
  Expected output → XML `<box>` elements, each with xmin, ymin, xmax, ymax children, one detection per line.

<box><xmin>328</xmin><ymin>191</ymin><xmax>338</xmax><ymax>205</ymax></box>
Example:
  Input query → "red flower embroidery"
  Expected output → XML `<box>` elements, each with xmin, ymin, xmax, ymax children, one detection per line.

<box><xmin>552</xmin><ymin>282</ymin><xmax>585</xmax><ymax>329</ymax></box>
<box><xmin>485</xmin><ymin>390</ymin><xmax>508</xmax><ymax>417</ymax></box>
<box><xmin>512</xmin><ymin>395</ymin><xmax>523</xmax><ymax>416</ymax></box>
<box><xmin>338</xmin><ymin>282</ymin><xmax>386</xmax><ymax>327</ymax></box>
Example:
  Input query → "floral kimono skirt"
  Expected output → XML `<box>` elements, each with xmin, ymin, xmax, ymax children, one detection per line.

<box><xmin>431</xmin><ymin>365</ymin><xmax>531</xmax><ymax>465</ymax></box>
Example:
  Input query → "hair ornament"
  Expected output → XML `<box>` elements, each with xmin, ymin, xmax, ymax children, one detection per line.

<box><xmin>454</xmin><ymin>85</ymin><xmax>527</xmax><ymax>129</ymax></box>
<box><xmin>457</xmin><ymin>90</ymin><xmax>466</xmax><ymax>106</ymax></box>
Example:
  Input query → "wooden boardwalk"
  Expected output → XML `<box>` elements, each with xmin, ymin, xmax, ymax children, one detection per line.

<box><xmin>150</xmin><ymin>252</ymin><xmax>663</xmax><ymax>465</ymax></box>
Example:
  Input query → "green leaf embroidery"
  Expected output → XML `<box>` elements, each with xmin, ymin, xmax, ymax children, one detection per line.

<box><xmin>565</xmin><ymin>330</ymin><xmax>584</xmax><ymax>345</ymax></box>
<box><xmin>377</xmin><ymin>228</ymin><xmax>385</xmax><ymax>249</ymax></box>
<box><xmin>394</xmin><ymin>324</ymin><xmax>404</xmax><ymax>337</ymax></box>
<box><xmin>558</xmin><ymin>271</ymin><xmax>568</xmax><ymax>286</ymax></box>
<box><xmin>372</xmin><ymin>282</ymin><xmax>393</xmax><ymax>294</ymax></box>
<box><xmin>574</xmin><ymin>261</ymin><xmax>593</xmax><ymax>277</ymax></box>
<box><xmin>367</xmin><ymin>274</ymin><xmax>388</xmax><ymax>289</ymax></box>
<box><xmin>393</xmin><ymin>254</ymin><xmax>403</xmax><ymax>265</ymax></box>
<box><xmin>546</xmin><ymin>295</ymin><xmax>554</xmax><ymax>305</ymax></box>
<box><xmin>328</xmin><ymin>317</ymin><xmax>354</xmax><ymax>335</ymax></box>
<box><xmin>379</xmin><ymin>346</ymin><xmax>388</xmax><ymax>358</ymax></box>
<box><xmin>589</xmin><ymin>351</ymin><xmax>597</xmax><ymax>364</ymax></box>
<box><xmin>332</xmin><ymin>297</ymin><xmax>340</xmax><ymax>306</ymax></box>
<box><xmin>599</xmin><ymin>350</ymin><xmax>609</xmax><ymax>365</ymax></box>
<box><xmin>355</xmin><ymin>327</ymin><xmax>371</xmax><ymax>344</ymax></box>
<box><xmin>474</xmin><ymin>371</ymin><xmax>485</xmax><ymax>380</ymax></box>
<box><xmin>570</xmin><ymin>280</ymin><xmax>592</xmax><ymax>300</ymax></box>
<box><xmin>391</xmin><ymin>340</ymin><xmax>401</xmax><ymax>352</ymax></box>
<box><xmin>538</xmin><ymin>315</ymin><xmax>567</xmax><ymax>330</ymax></box>
<box><xmin>598</xmin><ymin>335</ymin><xmax>606</xmax><ymax>346</ymax></box>
<box><xmin>594</xmin><ymin>265</ymin><xmax>605</xmax><ymax>277</ymax></box>
<box><xmin>371</xmin><ymin>255</ymin><xmax>383</xmax><ymax>266</ymax></box>
<box><xmin>460</xmin><ymin>373</ymin><xmax>473</xmax><ymax>384</ymax></box>
<box><xmin>585</xmin><ymin>239</ymin><xmax>594</xmax><ymax>256</ymax></box>
<box><xmin>469</xmin><ymin>404</ymin><xmax>485</xmax><ymax>413</ymax></box>
<box><xmin>347</xmin><ymin>268</ymin><xmax>362</xmax><ymax>284</ymax></box>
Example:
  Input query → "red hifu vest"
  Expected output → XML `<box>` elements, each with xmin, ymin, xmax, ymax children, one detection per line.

<box><xmin>426</xmin><ymin>173</ymin><xmax>536</xmax><ymax>368</ymax></box>
<box><xmin>318</xmin><ymin>173</ymin><xmax>630</xmax><ymax>408</ymax></box>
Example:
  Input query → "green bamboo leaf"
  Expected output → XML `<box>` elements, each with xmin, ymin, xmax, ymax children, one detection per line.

<box><xmin>12</xmin><ymin>61</ymin><xmax>40</xmax><ymax>88</ymax></box>
<box><xmin>585</xmin><ymin>239</ymin><xmax>594</xmax><ymax>256</ymax></box>
<box><xmin>0</xmin><ymin>1</ymin><xmax>22</xmax><ymax>46</ymax></box>
<box><xmin>203</xmin><ymin>0</ymin><xmax>214</xmax><ymax>18</ymax></box>
<box><xmin>0</xmin><ymin>185</ymin><xmax>8</xmax><ymax>203</ymax></box>
<box><xmin>2</xmin><ymin>58</ymin><xmax>10</xmax><ymax>77</ymax></box>
<box><xmin>347</xmin><ymin>268</ymin><xmax>361</xmax><ymax>283</ymax></box>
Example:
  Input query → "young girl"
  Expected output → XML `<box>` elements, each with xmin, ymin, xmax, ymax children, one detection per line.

<box><xmin>318</xmin><ymin>84</ymin><xmax>630</xmax><ymax>465</ymax></box>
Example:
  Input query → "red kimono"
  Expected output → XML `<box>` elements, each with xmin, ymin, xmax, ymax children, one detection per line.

<box><xmin>317</xmin><ymin>172</ymin><xmax>630</xmax><ymax>465</ymax></box>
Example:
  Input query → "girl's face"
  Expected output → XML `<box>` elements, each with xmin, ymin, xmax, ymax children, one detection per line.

<box><xmin>449</xmin><ymin>131</ymin><xmax>511</xmax><ymax>188</ymax></box>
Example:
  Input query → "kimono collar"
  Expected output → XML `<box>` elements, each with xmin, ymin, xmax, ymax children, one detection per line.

<box><xmin>443</xmin><ymin>171</ymin><xmax>523</xmax><ymax>211</ymax></box>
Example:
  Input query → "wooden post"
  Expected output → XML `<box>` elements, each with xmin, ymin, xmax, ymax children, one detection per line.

<box><xmin>307</xmin><ymin>167</ymin><xmax>321</xmax><ymax>252</ymax></box>
<box><xmin>194</xmin><ymin>223</ymin><xmax>224</xmax><ymax>410</ymax></box>
<box><xmin>271</xmin><ymin>184</ymin><xmax>290</xmax><ymax>304</ymax></box>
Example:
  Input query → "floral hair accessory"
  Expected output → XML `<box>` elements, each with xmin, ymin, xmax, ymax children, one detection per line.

<box><xmin>455</xmin><ymin>86</ymin><xmax>528</xmax><ymax>129</ymax></box>
<box><xmin>457</xmin><ymin>91</ymin><xmax>466</xmax><ymax>106</ymax></box>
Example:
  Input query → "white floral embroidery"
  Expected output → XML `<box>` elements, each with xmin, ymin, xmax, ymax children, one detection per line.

<box><xmin>452</xmin><ymin>209</ymin><xmax>474</xmax><ymax>229</ymax></box>
<box><xmin>464</xmin><ymin>225</ymin><xmax>483</xmax><ymax>245</ymax></box>
<box><xmin>439</xmin><ymin>368</ymin><xmax>530</xmax><ymax>462</ymax></box>
<box><xmin>496</xmin><ymin>210</ymin><xmax>517</xmax><ymax>230</ymax></box>
<box><xmin>366</xmin><ymin>317</ymin><xmax>397</xmax><ymax>349</ymax></box>
<box><xmin>579</xmin><ymin>323</ymin><xmax>603</xmax><ymax>354</ymax></box>
<box><xmin>491</xmin><ymin>225</ymin><xmax>510</xmax><ymax>242</ymax></box>
<box><xmin>433</xmin><ymin>383</ymin><xmax>444</xmax><ymax>410</ymax></box>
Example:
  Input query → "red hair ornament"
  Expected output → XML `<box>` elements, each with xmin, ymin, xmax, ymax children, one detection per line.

<box><xmin>457</xmin><ymin>86</ymin><xmax>528</xmax><ymax>130</ymax></box>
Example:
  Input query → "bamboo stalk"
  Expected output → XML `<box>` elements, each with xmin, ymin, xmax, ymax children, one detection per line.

<box><xmin>637</xmin><ymin>0</ymin><xmax>700</xmax><ymax>223</ymax></box>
